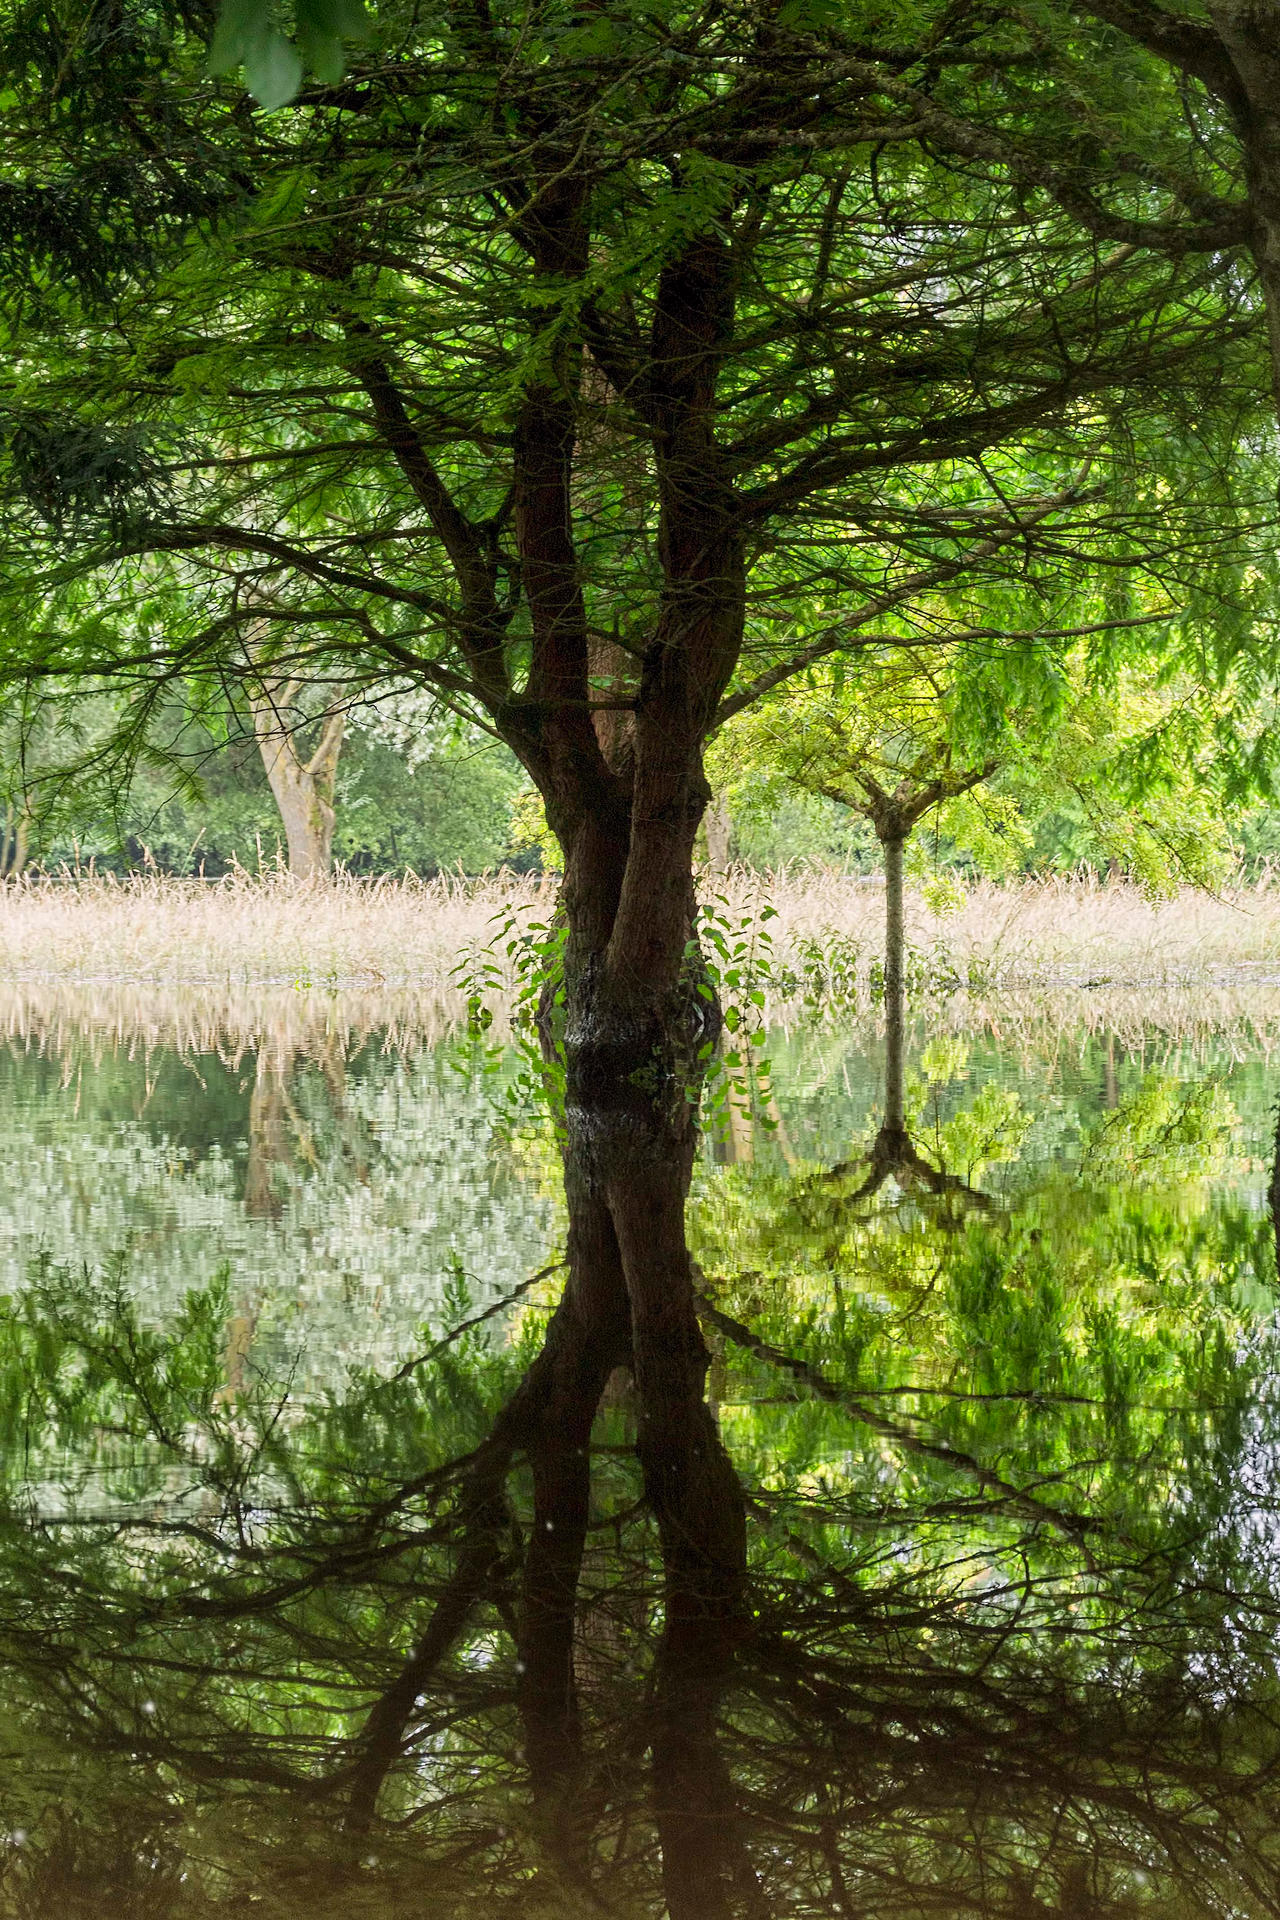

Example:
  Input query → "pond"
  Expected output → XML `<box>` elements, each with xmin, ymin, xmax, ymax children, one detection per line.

<box><xmin>1</xmin><ymin>983</ymin><xmax>1279</xmax><ymax>1916</ymax></box>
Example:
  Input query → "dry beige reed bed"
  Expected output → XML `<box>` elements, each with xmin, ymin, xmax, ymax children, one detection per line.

<box><xmin>0</xmin><ymin>869</ymin><xmax>557</xmax><ymax>989</ymax></box>
<box><xmin>724</xmin><ymin>866</ymin><xmax>1280</xmax><ymax>989</ymax></box>
<box><xmin>4</xmin><ymin>868</ymin><xmax>1280</xmax><ymax>1000</ymax></box>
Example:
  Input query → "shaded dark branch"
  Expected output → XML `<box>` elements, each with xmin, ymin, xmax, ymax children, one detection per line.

<box><xmin>345</xmin><ymin>1448</ymin><xmax>515</xmax><ymax>1836</ymax></box>
<box><xmin>380</xmin><ymin>1261</ymin><xmax>569</xmax><ymax>1389</ymax></box>
<box><xmin>1074</xmin><ymin>0</ymin><xmax>1247</xmax><ymax>107</ymax></box>
<box><xmin>345</xmin><ymin>335</ymin><xmax>511</xmax><ymax>702</ymax></box>
<box><xmin>115</xmin><ymin>524</ymin><xmax>449</xmax><ymax>615</ymax></box>
<box><xmin>715</xmin><ymin>490</ymin><xmax>1094</xmax><ymax>727</ymax></box>
<box><xmin>808</xmin><ymin>49</ymin><xmax>1250</xmax><ymax>245</ymax></box>
<box><xmin>581</xmin><ymin>296</ymin><xmax>653</xmax><ymax>424</ymax></box>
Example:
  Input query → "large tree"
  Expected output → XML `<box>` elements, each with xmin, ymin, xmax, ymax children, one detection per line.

<box><xmin>1</xmin><ymin>2</ymin><xmax>1275</xmax><ymax>1868</ymax></box>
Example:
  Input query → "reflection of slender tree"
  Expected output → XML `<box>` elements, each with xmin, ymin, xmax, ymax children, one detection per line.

<box><xmin>827</xmin><ymin>970</ymin><xmax>999</xmax><ymax>1221</ymax></box>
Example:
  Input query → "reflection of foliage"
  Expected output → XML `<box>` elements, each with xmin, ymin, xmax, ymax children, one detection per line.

<box><xmin>0</xmin><ymin>1195</ymin><xmax>1277</xmax><ymax>1914</ymax></box>
<box><xmin>0</xmin><ymin>1028</ymin><xmax>559</xmax><ymax>1391</ymax></box>
<box><xmin>0</xmin><ymin>1024</ymin><xmax>1277</xmax><ymax>1913</ymax></box>
<box><xmin>1080</xmin><ymin>1073</ymin><xmax>1238</xmax><ymax>1183</ymax></box>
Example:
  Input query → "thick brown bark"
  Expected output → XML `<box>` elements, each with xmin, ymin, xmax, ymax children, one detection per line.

<box><xmin>458</xmin><ymin>165</ymin><xmax>751</xmax><ymax>1887</ymax></box>
<box><xmin>1204</xmin><ymin>6</ymin><xmax>1280</xmax><ymax>408</ymax></box>
<box><xmin>249</xmin><ymin>685</ymin><xmax>344</xmax><ymax>879</ymax></box>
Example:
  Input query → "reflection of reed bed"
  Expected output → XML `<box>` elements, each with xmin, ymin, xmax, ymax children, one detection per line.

<box><xmin>0</xmin><ymin>980</ymin><xmax>470</xmax><ymax>1064</ymax></box>
<box><xmin>2</xmin><ymin>976</ymin><xmax>1273</xmax><ymax>1066</ymax></box>
<box><xmin>768</xmin><ymin>986</ymin><xmax>1280</xmax><ymax>1055</ymax></box>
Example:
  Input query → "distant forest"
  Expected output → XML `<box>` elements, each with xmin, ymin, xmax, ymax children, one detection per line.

<box><xmin>6</xmin><ymin>694</ymin><xmax>1280</xmax><ymax>882</ymax></box>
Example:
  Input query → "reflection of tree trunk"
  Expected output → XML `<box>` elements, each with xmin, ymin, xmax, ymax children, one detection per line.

<box><xmin>1270</xmin><ymin>1105</ymin><xmax>1280</xmax><ymax>1286</ymax></box>
<box><xmin>652</xmin><ymin>1598</ymin><xmax>756</xmax><ymax>1920</ymax></box>
<box><xmin>879</xmin><ymin>829</ymin><xmax>907</xmax><ymax>1137</ymax></box>
<box><xmin>243</xmin><ymin>1045</ymin><xmax>294</xmax><ymax>1220</ymax></box>
<box><xmin>226</xmin><ymin>1039</ymin><xmax>302</xmax><ymax>1404</ymax></box>
<box><xmin>826</xmin><ymin>1120</ymin><xmax>999</xmax><ymax>1220</ymax></box>
<box><xmin>217</xmin><ymin>1303</ymin><xmax>257</xmax><ymax>1404</ymax></box>
<box><xmin>249</xmin><ymin>682</ymin><xmax>344</xmax><ymax>879</ymax></box>
<box><xmin>516</xmin><ymin>1174</ymin><xmax>632</xmax><ymax>1845</ymax></box>
<box><xmin>726</xmin><ymin>1080</ymin><xmax>755</xmax><ymax>1164</ymax></box>
<box><xmin>341</xmin><ymin>1010</ymin><xmax>749</xmax><ymax>1896</ymax></box>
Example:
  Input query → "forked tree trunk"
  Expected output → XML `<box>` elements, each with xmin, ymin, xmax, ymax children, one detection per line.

<box><xmin>249</xmin><ymin>683</ymin><xmax>345</xmax><ymax>878</ymax></box>
<box><xmin>343</xmin><ymin>191</ymin><xmax>752</xmax><ymax>1890</ymax></box>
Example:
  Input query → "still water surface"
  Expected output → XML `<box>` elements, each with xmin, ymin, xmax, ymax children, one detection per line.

<box><xmin>1</xmin><ymin>989</ymin><xmax>1279</xmax><ymax>1915</ymax></box>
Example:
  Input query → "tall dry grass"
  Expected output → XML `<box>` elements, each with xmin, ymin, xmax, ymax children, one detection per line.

<box><xmin>717</xmin><ymin>866</ymin><xmax>1280</xmax><ymax>990</ymax></box>
<box><xmin>0</xmin><ymin>868</ymin><xmax>556</xmax><ymax>990</ymax></box>
<box><xmin>3</xmin><ymin>867</ymin><xmax>1280</xmax><ymax>1006</ymax></box>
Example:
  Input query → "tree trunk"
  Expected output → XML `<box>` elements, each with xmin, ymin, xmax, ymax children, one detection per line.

<box><xmin>487</xmin><ymin>203</ymin><xmax>748</xmax><ymax>1888</ymax></box>
<box><xmin>0</xmin><ymin>801</ymin><xmax>30</xmax><ymax>879</ymax></box>
<box><xmin>879</xmin><ymin>829</ymin><xmax>907</xmax><ymax>1137</ymax></box>
<box><xmin>249</xmin><ymin>685</ymin><xmax>344</xmax><ymax>879</ymax></box>
<box><xmin>1207</xmin><ymin>6</ymin><xmax>1280</xmax><ymax>409</ymax></box>
<box><xmin>704</xmin><ymin>793</ymin><xmax>732</xmax><ymax>873</ymax></box>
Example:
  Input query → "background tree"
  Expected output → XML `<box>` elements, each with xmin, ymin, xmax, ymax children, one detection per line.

<box><xmin>247</xmin><ymin>674</ymin><xmax>346</xmax><ymax>878</ymax></box>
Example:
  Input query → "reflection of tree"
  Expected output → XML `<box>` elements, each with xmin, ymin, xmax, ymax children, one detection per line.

<box><xmin>228</xmin><ymin>1027</ymin><xmax>365</xmax><ymax>1399</ymax></box>
<box><xmin>242</xmin><ymin>1027</ymin><xmax>355</xmax><ymax>1221</ymax></box>
<box><xmin>0</xmin><ymin>1043</ymin><xmax>1279</xmax><ymax>1914</ymax></box>
<box><xmin>0</xmin><ymin>1141</ymin><xmax>1276</xmax><ymax>1915</ymax></box>
<box><xmin>826</xmin><ymin>1114</ymin><xmax>1001</xmax><ymax>1221</ymax></box>
<box><xmin>827</xmin><ymin>910</ymin><xmax>1003</xmax><ymax>1219</ymax></box>
<box><xmin>242</xmin><ymin>1043</ymin><xmax>293</xmax><ymax>1223</ymax></box>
